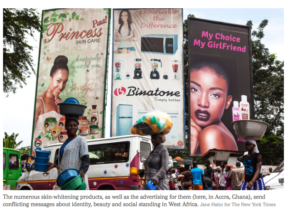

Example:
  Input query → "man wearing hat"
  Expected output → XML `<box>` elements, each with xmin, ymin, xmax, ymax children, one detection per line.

<box><xmin>46</xmin><ymin>116</ymin><xmax>90</xmax><ymax>190</ymax></box>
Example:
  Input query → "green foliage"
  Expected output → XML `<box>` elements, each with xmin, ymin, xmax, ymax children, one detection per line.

<box><xmin>3</xmin><ymin>8</ymin><xmax>41</xmax><ymax>95</ymax></box>
<box><xmin>103</xmin><ymin>8</ymin><xmax>110</xmax><ymax>15</ymax></box>
<box><xmin>3</xmin><ymin>132</ymin><xmax>23</xmax><ymax>149</ymax></box>
<box><xmin>72</xmin><ymin>12</ymin><xmax>77</xmax><ymax>20</ymax></box>
<box><xmin>18</xmin><ymin>146</ymin><xmax>31</xmax><ymax>155</ymax></box>
<box><xmin>38</xmin><ymin>131</ymin><xmax>55</xmax><ymax>141</ymax></box>
<box><xmin>247</xmin><ymin>20</ymin><xmax>284</xmax><ymax>164</ymax></box>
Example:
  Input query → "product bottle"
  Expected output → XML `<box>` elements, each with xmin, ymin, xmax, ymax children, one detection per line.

<box><xmin>232</xmin><ymin>101</ymin><xmax>240</xmax><ymax>121</ymax></box>
<box><xmin>240</xmin><ymin>95</ymin><xmax>250</xmax><ymax>120</ymax></box>
<box><xmin>90</xmin><ymin>105</ymin><xmax>99</xmax><ymax>126</ymax></box>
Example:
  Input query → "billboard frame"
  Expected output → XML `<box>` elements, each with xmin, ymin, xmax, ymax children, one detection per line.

<box><xmin>30</xmin><ymin>8</ymin><xmax>111</xmax><ymax>154</ymax></box>
<box><xmin>110</xmin><ymin>8</ymin><xmax>185</xmax><ymax>150</ymax></box>
<box><xmin>187</xmin><ymin>17</ymin><xmax>254</xmax><ymax>157</ymax></box>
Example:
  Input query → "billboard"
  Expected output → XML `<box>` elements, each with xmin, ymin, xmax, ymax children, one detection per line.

<box><xmin>31</xmin><ymin>8</ymin><xmax>110</xmax><ymax>155</ymax></box>
<box><xmin>188</xmin><ymin>17</ymin><xmax>253</xmax><ymax>157</ymax></box>
<box><xmin>111</xmin><ymin>9</ymin><xmax>185</xmax><ymax>149</ymax></box>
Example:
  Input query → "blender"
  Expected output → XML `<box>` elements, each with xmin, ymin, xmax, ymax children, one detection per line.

<box><xmin>133</xmin><ymin>58</ymin><xmax>142</xmax><ymax>79</ymax></box>
<box><xmin>114</xmin><ymin>60</ymin><xmax>124</xmax><ymax>80</ymax></box>
<box><xmin>150</xmin><ymin>59</ymin><xmax>162</xmax><ymax>80</ymax></box>
<box><xmin>171</xmin><ymin>60</ymin><xmax>179</xmax><ymax>80</ymax></box>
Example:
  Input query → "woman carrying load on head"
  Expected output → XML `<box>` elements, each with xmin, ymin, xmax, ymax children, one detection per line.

<box><xmin>240</xmin><ymin>140</ymin><xmax>265</xmax><ymax>190</ymax></box>
<box><xmin>138</xmin><ymin>134</ymin><xmax>169</xmax><ymax>190</ymax></box>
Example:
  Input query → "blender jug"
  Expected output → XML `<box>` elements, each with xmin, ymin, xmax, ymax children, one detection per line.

<box><xmin>114</xmin><ymin>60</ymin><xmax>124</xmax><ymax>80</ymax></box>
<box><xmin>133</xmin><ymin>58</ymin><xmax>142</xmax><ymax>79</ymax></box>
<box><xmin>171</xmin><ymin>60</ymin><xmax>179</xmax><ymax>80</ymax></box>
<box><xmin>150</xmin><ymin>59</ymin><xmax>162</xmax><ymax>79</ymax></box>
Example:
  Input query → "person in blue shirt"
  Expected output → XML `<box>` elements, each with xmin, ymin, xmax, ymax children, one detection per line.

<box><xmin>191</xmin><ymin>161</ymin><xmax>207</xmax><ymax>190</ymax></box>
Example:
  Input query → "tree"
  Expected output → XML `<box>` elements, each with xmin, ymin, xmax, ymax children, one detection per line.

<box><xmin>247</xmin><ymin>20</ymin><xmax>284</xmax><ymax>165</ymax></box>
<box><xmin>3</xmin><ymin>132</ymin><xmax>23</xmax><ymax>149</ymax></box>
<box><xmin>18</xmin><ymin>146</ymin><xmax>31</xmax><ymax>155</ymax></box>
<box><xmin>3</xmin><ymin>8</ymin><xmax>41</xmax><ymax>95</ymax></box>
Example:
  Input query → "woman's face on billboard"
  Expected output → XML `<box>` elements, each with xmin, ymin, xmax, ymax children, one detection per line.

<box><xmin>121</xmin><ymin>11</ymin><xmax>128</xmax><ymax>23</ymax></box>
<box><xmin>190</xmin><ymin>67</ymin><xmax>232</xmax><ymax>128</ymax></box>
<box><xmin>49</xmin><ymin>69</ymin><xmax>69</xmax><ymax>97</ymax></box>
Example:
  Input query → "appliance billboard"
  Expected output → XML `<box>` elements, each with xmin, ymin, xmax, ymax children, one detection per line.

<box><xmin>31</xmin><ymin>8</ymin><xmax>110</xmax><ymax>155</ymax></box>
<box><xmin>188</xmin><ymin>17</ymin><xmax>253</xmax><ymax>157</ymax></box>
<box><xmin>111</xmin><ymin>8</ymin><xmax>185</xmax><ymax>149</ymax></box>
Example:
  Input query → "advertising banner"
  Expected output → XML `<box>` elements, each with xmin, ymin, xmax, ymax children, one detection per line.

<box><xmin>111</xmin><ymin>9</ymin><xmax>184</xmax><ymax>149</ymax></box>
<box><xmin>31</xmin><ymin>8</ymin><xmax>110</xmax><ymax>155</ymax></box>
<box><xmin>188</xmin><ymin>17</ymin><xmax>253</xmax><ymax>157</ymax></box>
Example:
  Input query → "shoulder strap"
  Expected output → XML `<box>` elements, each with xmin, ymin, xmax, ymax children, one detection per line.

<box><xmin>37</xmin><ymin>97</ymin><xmax>46</xmax><ymax>114</ymax></box>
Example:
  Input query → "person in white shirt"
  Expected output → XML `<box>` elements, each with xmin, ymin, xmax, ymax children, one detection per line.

<box><xmin>114</xmin><ymin>9</ymin><xmax>137</xmax><ymax>51</ymax></box>
<box><xmin>219</xmin><ymin>162</ymin><xmax>226</xmax><ymax>190</ymax></box>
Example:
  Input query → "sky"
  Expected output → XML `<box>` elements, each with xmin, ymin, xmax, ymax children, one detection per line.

<box><xmin>2</xmin><ymin>8</ymin><xmax>284</xmax><ymax>148</ymax></box>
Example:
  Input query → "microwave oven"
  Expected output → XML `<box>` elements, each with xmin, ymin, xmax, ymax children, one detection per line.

<box><xmin>141</xmin><ymin>34</ymin><xmax>178</xmax><ymax>55</ymax></box>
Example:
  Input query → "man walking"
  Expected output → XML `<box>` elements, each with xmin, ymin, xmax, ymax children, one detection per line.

<box><xmin>228</xmin><ymin>162</ymin><xmax>244</xmax><ymax>190</ymax></box>
<box><xmin>191</xmin><ymin>161</ymin><xmax>207</xmax><ymax>190</ymax></box>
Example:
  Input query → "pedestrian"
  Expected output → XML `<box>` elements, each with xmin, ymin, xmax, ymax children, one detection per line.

<box><xmin>182</xmin><ymin>165</ymin><xmax>193</xmax><ymax>190</ymax></box>
<box><xmin>269</xmin><ymin>167</ymin><xmax>273</xmax><ymax>174</ymax></box>
<box><xmin>219</xmin><ymin>162</ymin><xmax>227</xmax><ymax>190</ymax></box>
<box><xmin>227</xmin><ymin>162</ymin><xmax>244</xmax><ymax>190</ymax></box>
<box><xmin>240</xmin><ymin>140</ymin><xmax>265</xmax><ymax>190</ymax></box>
<box><xmin>46</xmin><ymin>116</ymin><xmax>90</xmax><ymax>190</ymax></box>
<box><xmin>170</xmin><ymin>168</ymin><xmax>179</xmax><ymax>190</ymax></box>
<box><xmin>176</xmin><ymin>167</ymin><xmax>184</xmax><ymax>190</ymax></box>
<box><xmin>204</xmin><ymin>160</ymin><xmax>214</xmax><ymax>188</ymax></box>
<box><xmin>225</xmin><ymin>166</ymin><xmax>232</xmax><ymax>190</ymax></box>
<box><xmin>213</xmin><ymin>167</ymin><xmax>221</xmax><ymax>190</ymax></box>
<box><xmin>138</xmin><ymin>134</ymin><xmax>169</xmax><ymax>190</ymax></box>
<box><xmin>191</xmin><ymin>161</ymin><xmax>208</xmax><ymax>190</ymax></box>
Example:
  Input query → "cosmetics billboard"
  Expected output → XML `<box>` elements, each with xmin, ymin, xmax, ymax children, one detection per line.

<box><xmin>31</xmin><ymin>8</ymin><xmax>110</xmax><ymax>155</ymax></box>
<box><xmin>188</xmin><ymin>17</ymin><xmax>254</xmax><ymax>157</ymax></box>
<box><xmin>111</xmin><ymin>9</ymin><xmax>185</xmax><ymax>149</ymax></box>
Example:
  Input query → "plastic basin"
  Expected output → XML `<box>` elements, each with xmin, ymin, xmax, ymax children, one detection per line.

<box><xmin>33</xmin><ymin>156</ymin><xmax>49</xmax><ymax>164</ymax></box>
<box><xmin>62</xmin><ymin>175</ymin><xmax>83</xmax><ymax>190</ymax></box>
<box><xmin>35</xmin><ymin>150</ymin><xmax>51</xmax><ymax>158</ymax></box>
<box><xmin>58</xmin><ymin>103</ymin><xmax>87</xmax><ymax>116</ymax></box>
<box><xmin>63</xmin><ymin>98</ymin><xmax>80</xmax><ymax>104</ymax></box>
<box><xmin>57</xmin><ymin>168</ymin><xmax>79</xmax><ymax>187</ymax></box>
<box><xmin>183</xmin><ymin>157</ymin><xmax>193</xmax><ymax>165</ymax></box>
<box><xmin>76</xmin><ymin>181</ymin><xmax>87</xmax><ymax>190</ymax></box>
<box><xmin>146</xmin><ymin>180</ymin><xmax>157</xmax><ymax>190</ymax></box>
<box><xmin>34</xmin><ymin>162</ymin><xmax>49</xmax><ymax>172</ymax></box>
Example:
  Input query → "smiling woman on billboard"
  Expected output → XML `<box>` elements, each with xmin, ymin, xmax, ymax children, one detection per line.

<box><xmin>114</xmin><ymin>9</ymin><xmax>137</xmax><ymax>52</ymax></box>
<box><xmin>34</xmin><ymin>55</ymin><xmax>69</xmax><ymax>125</ymax></box>
<box><xmin>190</xmin><ymin>61</ymin><xmax>238</xmax><ymax>155</ymax></box>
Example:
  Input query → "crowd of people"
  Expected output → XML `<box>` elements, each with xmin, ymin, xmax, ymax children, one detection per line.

<box><xmin>138</xmin><ymin>134</ymin><xmax>266</xmax><ymax>191</ymax></box>
<box><xmin>166</xmin><ymin>140</ymin><xmax>266</xmax><ymax>191</ymax></box>
<box><xmin>166</xmin><ymin>160</ymin><xmax>246</xmax><ymax>190</ymax></box>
